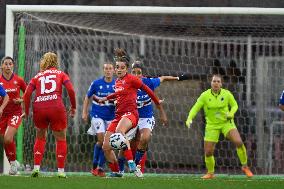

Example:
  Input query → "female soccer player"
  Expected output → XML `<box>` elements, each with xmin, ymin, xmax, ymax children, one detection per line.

<box><xmin>118</xmin><ymin>61</ymin><xmax>189</xmax><ymax>175</ymax></box>
<box><xmin>0</xmin><ymin>56</ymin><xmax>26</xmax><ymax>175</ymax></box>
<box><xmin>98</xmin><ymin>48</ymin><xmax>162</xmax><ymax>177</ymax></box>
<box><xmin>186</xmin><ymin>74</ymin><xmax>253</xmax><ymax>179</ymax></box>
<box><xmin>23</xmin><ymin>52</ymin><xmax>76</xmax><ymax>178</ymax></box>
<box><xmin>82</xmin><ymin>62</ymin><xmax>115</xmax><ymax>177</ymax></box>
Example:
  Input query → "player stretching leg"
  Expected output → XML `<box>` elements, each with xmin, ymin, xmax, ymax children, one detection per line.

<box><xmin>99</xmin><ymin>48</ymin><xmax>162</xmax><ymax>177</ymax></box>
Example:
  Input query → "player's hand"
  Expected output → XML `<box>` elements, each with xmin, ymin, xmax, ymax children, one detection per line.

<box><xmin>20</xmin><ymin>112</ymin><xmax>26</xmax><ymax>119</ymax></box>
<box><xmin>69</xmin><ymin>108</ymin><xmax>76</xmax><ymax>118</ymax></box>
<box><xmin>178</xmin><ymin>74</ymin><xmax>190</xmax><ymax>81</ymax></box>
<box><xmin>13</xmin><ymin>98</ymin><xmax>23</xmax><ymax>104</ymax></box>
<box><xmin>226</xmin><ymin>112</ymin><xmax>234</xmax><ymax>120</ymax></box>
<box><xmin>98</xmin><ymin>97</ymin><xmax>107</xmax><ymax>103</ymax></box>
<box><xmin>158</xmin><ymin>99</ymin><xmax>164</xmax><ymax>105</ymax></box>
<box><xmin>185</xmin><ymin>119</ymin><xmax>192</xmax><ymax>128</ymax></box>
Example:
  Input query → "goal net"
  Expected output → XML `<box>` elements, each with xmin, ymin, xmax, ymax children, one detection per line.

<box><xmin>6</xmin><ymin>6</ymin><xmax>284</xmax><ymax>175</ymax></box>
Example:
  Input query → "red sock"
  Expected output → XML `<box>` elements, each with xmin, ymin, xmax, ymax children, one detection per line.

<box><xmin>56</xmin><ymin>140</ymin><xmax>67</xmax><ymax>169</ymax></box>
<box><xmin>4</xmin><ymin>140</ymin><xmax>16</xmax><ymax>162</ymax></box>
<box><xmin>34</xmin><ymin>138</ymin><xmax>46</xmax><ymax>165</ymax></box>
<box><xmin>108</xmin><ymin>162</ymin><xmax>119</xmax><ymax>172</ymax></box>
<box><xmin>124</xmin><ymin>149</ymin><xmax>134</xmax><ymax>161</ymax></box>
<box><xmin>140</xmin><ymin>153</ymin><xmax>147</xmax><ymax>173</ymax></box>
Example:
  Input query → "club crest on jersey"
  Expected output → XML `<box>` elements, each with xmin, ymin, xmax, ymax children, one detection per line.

<box><xmin>14</xmin><ymin>81</ymin><xmax>18</xmax><ymax>85</ymax></box>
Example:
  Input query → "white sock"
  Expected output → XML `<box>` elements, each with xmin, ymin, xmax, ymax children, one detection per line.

<box><xmin>58</xmin><ymin>168</ymin><xmax>64</xmax><ymax>173</ymax></box>
<box><xmin>34</xmin><ymin>165</ymin><xmax>40</xmax><ymax>170</ymax></box>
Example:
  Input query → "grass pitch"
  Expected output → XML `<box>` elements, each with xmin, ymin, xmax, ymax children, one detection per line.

<box><xmin>1</xmin><ymin>173</ymin><xmax>284</xmax><ymax>189</ymax></box>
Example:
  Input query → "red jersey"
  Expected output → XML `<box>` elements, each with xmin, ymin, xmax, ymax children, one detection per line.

<box><xmin>25</xmin><ymin>68</ymin><xmax>73</xmax><ymax>111</ymax></box>
<box><xmin>107</xmin><ymin>73</ymin><xmax>159</xmax><ymax>115</ymax></box>
<box><xmin>0</xmin><ymin>73</ymin><xmax>26</xmax><ymax>115</ymax></box>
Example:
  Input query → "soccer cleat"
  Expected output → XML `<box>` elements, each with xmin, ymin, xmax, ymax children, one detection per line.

<box><xmin>58</xmin><ymin>172</ymin><xmax>67</xmax><ymax>178</ymax></box>
<box><xmin>128</xmin><ymin>161</ymin><xmax>136</xmax><ymax>173</ymax></box>
<box><xmin>242</xmin><ymin>166</ymin><xmax>253</xmax><ymax>178</ymax></box>
<box><xmin>31</xmin><ymin>169</ymin><xmax>40</xmax><ymax>177</ymax></box>
<box><xmin>9</xmin><ymin>161</ymin><xmax>18</xmax><ymax>175</ymax></box>
<box><xmin>108</xmin><ymin>172</ymin><xmax>123</xmax><ymax>177</ymax></box>
<box><xmin>134</xmin><ymin>165</ymin><xmax>143</xmax><ymax>178</ymax></box>
<box><xmin>201</xmin><ymin>173</ymin><xmax>215</xmax><ymax>179</ymax></box>
<box><xmin>91</xmin><ymin>168</ymin><xmax>99</xmax><ymax>176</ymax></box>
<box><xmin>97</xmin><ymin>168</ymin><xmax>106</xmax><ymax>177</ymax></box>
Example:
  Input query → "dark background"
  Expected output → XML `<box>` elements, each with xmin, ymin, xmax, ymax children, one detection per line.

<box><xmin>2</xmin><ymin>0</ymin><xmax>284</xmax><ymax>35</ymax></box>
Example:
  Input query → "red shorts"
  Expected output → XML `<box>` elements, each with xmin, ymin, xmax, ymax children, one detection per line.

<box><xmin>107</xmin><ymin>111</ymin><xmax>138</xmax><ymax>133</ymax></box>
<box><xmin>33</xmin><ymin>108</ymin><xmax>67</xmax><ymax>131</ymax></box>
<box><xmin>0</xmin><ymin>112</ymin><xmax>22</xmax><ymax>135</ymax></box>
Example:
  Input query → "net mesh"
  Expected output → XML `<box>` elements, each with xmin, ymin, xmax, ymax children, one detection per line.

<box><xmin>11</xmin><ymin>11</ymin><xmax>284</xmax><ymax>174</ymax></box>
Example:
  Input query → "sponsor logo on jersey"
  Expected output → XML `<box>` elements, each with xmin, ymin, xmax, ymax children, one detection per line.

<box><xmin>35</xmin><ymin>94</ymin><xmax>58</xmax><ymax>102</ymax></box>
<box><xmin>5</xmin><ymin>88</ymin><xmax>17</xmax><ymax>92</ymax></box>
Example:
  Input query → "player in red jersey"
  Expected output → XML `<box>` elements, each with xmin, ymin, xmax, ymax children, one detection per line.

<box><xmin>22</xmin><ymin>52</ymin><xmax>76</xmax><ymax>178</ymax></box>
<box><xmin>98</xmin><ymin>48</ymin><xmax>163</xmax><ymax>177</ymax></box>
<box><xmin>0</xmin><ymin>56</ymin><xmax>27</xmax><ymax>175</ymax></box>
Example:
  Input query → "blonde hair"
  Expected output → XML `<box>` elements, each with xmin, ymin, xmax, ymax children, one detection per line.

<box><xmin>40</xmin><ymin>52</ymin><xmax>59</xmax><ymax>71</ymax></box>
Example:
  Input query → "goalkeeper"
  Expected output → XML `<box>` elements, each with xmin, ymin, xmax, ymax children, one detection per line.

<box><xmin>186</xmin><ymin>74</ymin><xmax>253</xmax><ymax>179</ymax></box>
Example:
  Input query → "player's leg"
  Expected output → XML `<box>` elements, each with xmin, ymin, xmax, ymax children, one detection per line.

<box><xmin>225</xmin><ymin>127</ymin><xmax>253</xmax><ymax>177</ymax></box>
<box><xmin>89</xmin><ymin>118</ymin><xmax>106</xmax><ymax>176</ymax></box>
<box><xmin>202</xmin><ymin>127</ymin><xmax>219</xmax><ymax>179</ymax></box>
<box><xmin>50</xmin><ymin>109</ymin><xmax>68</xmax><ymax>178</ymax></box>
<box><xmin>4</xmin><ymin>126</ymin><xmax>18</xmax><ymax>175</ymax></box>
<box><xmin>32</xmin><ymin>128</ymin><xmax>47</xmax><ymax>177</ymax></box>
<box><xmin>116</xmin><ymin>113</ymin><xmax>138</xmax><ymax>173</ymax></box>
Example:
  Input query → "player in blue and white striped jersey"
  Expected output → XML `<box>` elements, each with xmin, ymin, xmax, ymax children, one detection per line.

<box><xmin>82</xmin><ymin>62</ymin><xmax>115</xmax><ymax>177</ymax></box>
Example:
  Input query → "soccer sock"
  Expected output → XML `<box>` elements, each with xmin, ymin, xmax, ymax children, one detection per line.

<box><xmin>93</xmin><ymin>144</ymin><xmax>102</xmax><ymax>169</ymax></box>
<box><xmin>108</xmin><ymin>162</ymin><xmax>119</xmax><ymax>172</ymax></box>
<box><xmin>98</xmin><ymin>149</ymin><xmax>106</xmax><ymax>169</ymax></box>
<box><xmin>205</xmin><ymin>155</ymin><xmax>215</xmax><ymax>173</ymax></box>
<box><xmin>236</xmin><ymin>144</ymin><xmax>248</xmax><ymax>166</ymax></box>
<box><xmin>4</xmin><ymin>140</ymin><xmax>16</xmax><ymax>162</ymax></box>
<box><xmin>134</xmin><ymin>149</ymin><xmax>145</xmax><ymax>165</ymax></box>
<box><xmin>33</xmin><ymin>138</ymin><xmax>46</xmax><ymax>167</ymax></box>
<box><xmin>124</xmin><ymin>149</ymin><xmax>134</xmax><ymax>161</ymax></box>
<box><xmin>118</xmin><ymin>157</ymin><xmax>126</xmax><ymax>172</ymax></box>
<box><xmin>140</xmin><ymin>153</ymin><xmax>147</xmax><ymax>173</ymax></box>
<box><xmin>56</xmin><ymin>140</ymin><xmax>67</xmax><ymax>169</ymax></box>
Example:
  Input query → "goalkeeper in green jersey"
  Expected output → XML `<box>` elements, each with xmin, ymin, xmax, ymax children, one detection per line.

<box><xmin>186</xmin><ymin>74</ymin><xmax>253</xmax><ymax>179</ymax></box>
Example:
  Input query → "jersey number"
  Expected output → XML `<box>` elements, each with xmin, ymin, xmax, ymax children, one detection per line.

<box><xmin>39</xmin><ymin>75</ymin><xmax>57</xmax><ymax>94</ymax></box>
<box><xmin>11</xmin><ymin>116</ymin><xmax>19</xmax><ymax>125</ymax></box>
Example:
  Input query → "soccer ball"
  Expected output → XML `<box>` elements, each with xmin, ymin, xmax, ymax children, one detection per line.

<box><xmin>109</xmin><ymin>133</ymin><xmax>127</xmax><ymax>150</ymax></box>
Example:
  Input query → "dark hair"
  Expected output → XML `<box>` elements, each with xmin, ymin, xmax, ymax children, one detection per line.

<box><xmin>131</xmin><ymin>60</ymin><xmax>143</xmax><ymax>71</ymax></box>
<box><xmin>211</xmin><ymin>74</ymin><xmax>223</xmax><ymax>82</ymax></box>
<box><xmin>1</xmin><ymin>56</ymin><xmax>14</xmax><ymax>64</ymax></box>
<box><xmin>114</xmin><ymin>48</ymin><xmax>130</xmax><ymax>67</ymax></box>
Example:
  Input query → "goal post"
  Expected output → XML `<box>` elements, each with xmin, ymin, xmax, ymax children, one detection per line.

<box><xmin>5</xmin><ymin>5</ymin><xmax>284</xmax><ymax>175</ymax></box>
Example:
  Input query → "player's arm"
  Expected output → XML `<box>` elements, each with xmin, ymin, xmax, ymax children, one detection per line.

<box><xmin>64</xmin><ymin>80</ymin><xmax>76</xmax><ymax>118</ymax></box>
<box><xmin>0</xmin><ymin>86</ymin><xmax>9</xmax><ymax>118</ymax></box>
<box><xmin>279</xmin><ymin>90</ymin><xmax>284</xmax><ymax>111</ymax></box>
<box><xmin>82</xmin><ymin>81</ymin><xmax>96</xmax><ymax>122</ymax></box>
<box><xmin>186</xmin><ymin>95</ymin><xmax>204</xmax><ymax>128</ymax></box>
<box><xmin>156</xmin><ymin>102</ymin><xmax>168</xmax><ymax>126</ymax></box>
<box><xmin>14</xmin><ymin>77</ymin><xmax>27</xmax><ymax>104</ymax></box>
<box><xmin>227</xmin><ymin>91</ymin><xmax>238</xmax><ymax>119</ymax></box>
<box><xmin>159</xmin><ymin>76</ymin><xmax>178</xmax><ymax>83</ymax></box>
<box><xmin>22</xmin><ymin>83</ymin><xmax>35</xmax><ymax>118</ymax></box>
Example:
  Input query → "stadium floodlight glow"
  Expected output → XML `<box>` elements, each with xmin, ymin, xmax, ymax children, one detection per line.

<box><xmin>6</xmin><ymin>5</ymin><xmax>284</xmax><ymax>175</ymax></box>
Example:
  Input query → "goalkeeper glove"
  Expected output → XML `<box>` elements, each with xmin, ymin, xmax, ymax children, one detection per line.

<box><xmin>185</xmin><ymin>119</ymin><xmax>192</xmax><ymax>128</ymax></box>
<box><xmin>226</xmin><ymin>112</ymin><xmax>234</xmax><ymax>120</ymax></box>
<box><xmin>178</xmin><ymin>74</ymin><xmax>190</xmax><ymax>81</ymax></box>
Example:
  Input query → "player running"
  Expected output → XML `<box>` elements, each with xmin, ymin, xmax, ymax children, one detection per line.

<box><xmin>186</xmin><ymin>74</ymin><xmax>253</xmax><ymax>179</ymax></box>
<box><xmin>23</xmin><ymin>52</ymin><xmax>76</xmax><ymax>178</ymax></box>
<box><xmin>82</xmin><ymin>62</ymin><xmax>115</xmax><ymax>177</ymax></box>
<box><xmin>0</xmin><ymin>56</ymin><xmax>26</xmax><ymax>175</ymax></box>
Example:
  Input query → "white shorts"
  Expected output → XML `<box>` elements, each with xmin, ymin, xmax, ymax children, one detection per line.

<box><xmin>125</xmin><ymin>126</ymin><xmax>138</xmax><ymax>141</ymax></box>
<box><xmin>137</xmin><ymin>117</ymin><xmax>155</xmax><ymax>131</ymax></box>
<box><xmin>87</xmin><ymin>117</ymin><xmax>112</xmax><ymax>135</ymax></box>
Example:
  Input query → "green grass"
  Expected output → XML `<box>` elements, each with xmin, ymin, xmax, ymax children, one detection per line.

<box><xmin>1</xmin><ymin>173</ymin><xmax>284</xmax><ymax>189</ymax></box>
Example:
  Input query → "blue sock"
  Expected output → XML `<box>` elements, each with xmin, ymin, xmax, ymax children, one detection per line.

<box><xmin>98</xmin><ymin>149</ymin><xmax>106</xmax><ymax>169</ymax></box>
<box><xmin>93</xmin><ymin>144</ymin><xmax>102</xmax><ymax>169</ymax></box>
<box><xmin>135</xmin><ymin>149</ymin><xmax>145</xmax><ymax>165</ymax></box>
<box><xmin>118</xmin><ymin>157</ymin><xmax>126</xmax><ymax>172</ymax></box>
